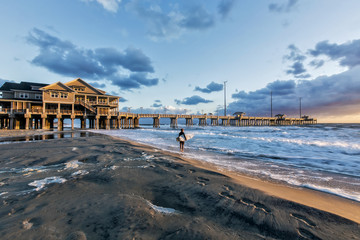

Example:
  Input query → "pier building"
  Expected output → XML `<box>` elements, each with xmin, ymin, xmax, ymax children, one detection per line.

<box><xmin>0</xmin><ymin>78</ymin><xmax>317</xmax><ymax>130</ymax></box>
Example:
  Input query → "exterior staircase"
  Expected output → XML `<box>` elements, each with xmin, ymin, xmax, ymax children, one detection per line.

<box><xmin>78</xmin><ymin>100</ymin><xmax>96</xmax><ymax>113</ymax></box>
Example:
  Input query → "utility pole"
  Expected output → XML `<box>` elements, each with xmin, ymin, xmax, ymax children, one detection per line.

<box><xmin>299</xmin><ymin>97</ymin><xmax>302</xmax><ymax>118</ymax></box>
<box><xmin>271</xmin><ymin>91</ymin><xmax>273</xmax><ymax>117</ymax></box>
<box><xmin>224</xmin><ymin>81</ymin><xmax>227</xmax><ymax>116</ymax></box>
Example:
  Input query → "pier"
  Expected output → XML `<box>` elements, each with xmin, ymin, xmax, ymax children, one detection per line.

<box><xmin>0</xmin><ymin>78</ymin><xmax>317</xmax><ymax>131</ymax></box>
<box><xmin>115</xmin><ymin>113</ymin><xmax>317</xmax><ymax>129</ymax></box>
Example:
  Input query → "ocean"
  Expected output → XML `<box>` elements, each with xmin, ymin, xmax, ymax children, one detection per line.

<box><xmin>91</xmin><ymin>123</ymin><xmax>360</xmax><ymax>202</ymax></box>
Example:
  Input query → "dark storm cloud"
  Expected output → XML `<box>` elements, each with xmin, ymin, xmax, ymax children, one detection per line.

<box><xmin>194</xmin><ymin>81</ymin><xmax>223</xmax><ymax>93</ymax></box>
<box><xmin>218</xmin><ymin>0</ymin><xmax>235</xmax><ymax>19</ymax></box>
<box><xmin>228</xmin><ymin>66</ymin><xmax>360</xmax><ymax>117</ymax></box>
<box><xmin>268</xmin><ymin>0</ymin><xmax>299</xmax><ymax>13</ymax></box>
<box><xmin>175</xmin><ymin>95</ymin><xmax>213</xmax><ymax>105</ymax></box>
<box><xmin>309</xmin><ymin>40</ymin><xmax>360</xmax><ymax>68</ymax></box>
<box><xmin>27</xmin><ymin>28</ymin><xmax>157</xmax><ymax>90</ymax></box>
<box><xmin>126</xmin><ymin>1</ymin><xmax>216</xmax><ymax>40</ymax></box>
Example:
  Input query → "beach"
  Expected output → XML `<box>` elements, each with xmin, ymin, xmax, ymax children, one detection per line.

<box><xmin>0</xmin><ymin>131</ymin><xmax>359</xmax><ymax>239</ymax></box>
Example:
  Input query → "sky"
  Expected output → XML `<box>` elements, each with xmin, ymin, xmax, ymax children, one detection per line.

<box><xmin>1</xmin><ymin>0</ymin><xmax>360</xmax><ymax>123</ymax></box>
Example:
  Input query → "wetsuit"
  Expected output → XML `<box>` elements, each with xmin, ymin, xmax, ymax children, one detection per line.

<box><xmin>178</xmin><ymin>132</ymin><xmax>187</xmax><ymax>141</ymax></box>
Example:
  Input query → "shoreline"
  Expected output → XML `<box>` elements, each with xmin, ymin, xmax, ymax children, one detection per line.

<box><xmin>107</xmin><ymin>134</ymin><xmax>360</xmax><ymax>224</ymax></box>
<box><xmin>1</xmin><ymin>129</ymin><xmax>359</xmax><ymax>223</ymax></box>
<box><xmin>0</xmin><ymin>131</ymin><xmax>359</xmax><ymax>239</ymax></box>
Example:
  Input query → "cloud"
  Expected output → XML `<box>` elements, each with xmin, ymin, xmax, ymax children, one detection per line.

<box><xmin>89</xmin><ymin>81</ymin><xmax>106</xmax><ymax>89</ymax></box>
<box><xmin>268</xmin><ymin>0</ymin><xmax>299</xmax><ymax>13</ymax></box>
<box><xmin>126</xmin><ymin>1</ymin><xmax>216</xmax><ymax>40</ymax></box>
<box><xmin>194</xmin><ymin>81</ymin><xmax>223</xmax><ymax>93</ymax></box>
<box><xmin>110</xmin><ymin>73</ymin><xmax>158</xmax><ymax>90</ymax></box>
<box><xmin>151</xmin><ymin>103</ymin><xmax>163</xmax><ymax>108</ymax></box>
<box><xmin>309</xmin><ymin>59</ymin><xmax>325</xmax><ymax>69</ymax></box>
<box><xmin>82</xmin><ymin>0</ymin><xmax>121</xmax><ymax>13</ymax></box>
<box><xmin>119</xmin><ymin>97</ymin><xmax>127</xmax><ymax>102</ymax></box>
<box><xmin>175</xmin><ymin>95</ymin><xmax>213</xmax><ymax>105</ymax></box>
<box><xmin>284</xmin><ymin>44</ymin><xmax>306</xmax><ymax>62</ymax></box>
<box><xmin>309</xmin><ymin>40</ymin><xmax>360</xmax><ymax>68</ymax></box>
<box><xmin>284</xmin><ymin>44</ymin><xmax>310</xmax><ymax>78</ymax></box>
<box><xmin>179</xmin><ymin>5</ymin><xmax>215</xmax><ymax>30</ymax></box>
<box><xmin>286</xmin><ymin>62</ymin><xmax>307</xmax><ymax>76</ymax></box>
<box><xmin>27</xmin><ymin>28</ymin><xmax>157</xmax><ymax>90</ymax></box>
<box><xmin>218</xmin><ymin>0</ymin><xmax>235</xmax><ymax>19</ymax></box>
<box><xmin>228</xmin><ymin>66</ymin><xmax>360</xmax><ymax>117</ymax></box>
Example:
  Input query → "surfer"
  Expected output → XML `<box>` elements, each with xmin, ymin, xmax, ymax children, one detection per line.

<box><xmin>178</xmin><ymin>128</ymin><xmax>187</xmax><ymax>152</ymax></box>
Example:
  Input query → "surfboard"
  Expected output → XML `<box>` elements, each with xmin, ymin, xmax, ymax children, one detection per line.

<box><xmin>176</xmin><ymin>133</ymin><xmax>194</xmax><ymax>142</ymax></box>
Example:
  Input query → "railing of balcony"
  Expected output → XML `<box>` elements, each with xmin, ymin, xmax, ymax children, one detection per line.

<box><xmin>13</xmin><ymin>109</ymin><xmax>26</xmax><ymax>113</ymax></box>
<box><xmin>74</xmin><ymin>110</ymin><xmax>85</xmax><ymax>115</ymax></box>
<box><xmin>31</xmin><ymin>108</ymin><xmax>42</xmax><ymax>113</ymax></box>
<box><xmin>46</xmin><ymin>109</ymin><xmax>57</xmax><ymax>114</ymax></box>
<box><xmin>97</xmin><ymin>109</ymin><xmax>109</xmax><ymax>115</ymax></box>
<box><xmin>0</xmin><ymin>108</ymin><xmax>10</xmax><ymax>113</ymax></box>
<box><xmin>60</xmin><ymin>109</ymin><xmax>72</xmax><ymax>114</ymax></box>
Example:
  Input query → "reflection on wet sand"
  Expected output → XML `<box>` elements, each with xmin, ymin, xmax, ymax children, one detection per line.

<box><xmin>0</xmin><ymin>131</ymin><xmax>97</xmax><ymax>143</ymax></box>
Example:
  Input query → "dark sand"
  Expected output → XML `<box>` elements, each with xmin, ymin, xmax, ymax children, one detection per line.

<box><xmin>0</xmin><ymin>133</ymin><xmax>359</xmax><ymax>239</ymax></box>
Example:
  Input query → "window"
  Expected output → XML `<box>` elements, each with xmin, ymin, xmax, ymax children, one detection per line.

<box><xmin>19</xmin><ymin>92</ymin><xmax>29</xmax><ymax>99</ymax></box>
<box><xmin>0</xmin><ymin>92</ymin><xmax>2</xmax><ymax>98</ymax></box>
<box><xmin>51</xmin><ymin>92</ymin><xmax>59</xmax><ymax>98</ymax></box>
<box><xmin>60</xmin><ymin>93</ymin><xmax>68</xmax><ymax>99</ymax></box>
<box><xmin>35</xmin><ymin>94</ymin><xmax>42</xmax><ymax>100</ymax></box>
<box><xmin>73</xmin><ymin>86</ymin><xmax>85</xmax><ymax>92</ymax></box>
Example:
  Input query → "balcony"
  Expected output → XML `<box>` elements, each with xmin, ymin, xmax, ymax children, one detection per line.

<box><xmin>0</xmin><ymin>108</ymin><xmax>10</xmax><ymax>113</ymax></box>
<box><xmin>31</xmin><ymin>108</ymin><xmax>42</xmax><ymax>114</ymax></box>
<box><xmin>46</xmin><ymin>109</ymin><xmax>57</xmax><ymax>114</ymax></box>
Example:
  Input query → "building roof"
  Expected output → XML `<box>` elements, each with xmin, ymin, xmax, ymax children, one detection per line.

<box><xmin>0</xmin><ymin>81</ymin><xmax>48</xmax><ymax>91</ymax></box>
<box><xmin>40</xmin><ymin>81</ymin><xmax>75</xmax><ymax>92</ymax></box>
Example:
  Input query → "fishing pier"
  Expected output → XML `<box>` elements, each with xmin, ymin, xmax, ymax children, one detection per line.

<box><xmin>0</xmin><ymin>78</ymin><xmax>317</xmax><ymax>131</ymax></box>
<box><xmin>117</xmin><ymin>113</ymin><xmax>317</xmax><ymax>129</ymax></box>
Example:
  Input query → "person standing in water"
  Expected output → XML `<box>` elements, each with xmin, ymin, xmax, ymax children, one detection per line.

<box><xmin>178</xmin><ymin>128</ymin><xmax>187</xmax><ymax>152</ymax></box>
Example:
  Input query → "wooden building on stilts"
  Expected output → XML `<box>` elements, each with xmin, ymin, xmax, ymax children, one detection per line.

<box><xmin>0</xmin><ymin>78</ymin><xmax>120</xmax><ymax>130</ymax></box>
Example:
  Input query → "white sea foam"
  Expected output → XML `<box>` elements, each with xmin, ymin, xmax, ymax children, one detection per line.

<box><xmin>28</xmin><ymin>176</ymin><xmax>67</xmax><ymax>191</ymax></box>
<box><xmin>71</xmin><ymin>170</ymin><xmax>89</xmax><ymax>176</ymax></box>
<box><xmin>147</xmin><ymin>201</ymin><xmax>178</xmax><ymax>214</ymax></box>
<box><xmin>302</xmin><ymin>184</ymin><xmax>360</xmax><ymax>202</ymax></box>
<box><xmin>65</xmin><ymin>160</ymin><xmax>82</xmax><ymax>169</ymax></box>
<box><xmin>0</xmin><ymin>192</ymin><xmax>8</xmax><ymax>196</ymax></box>
<box><xmin>89</xmin><ymin>124</ymin><xmax>360</xmax><ymax>201</ymax></box>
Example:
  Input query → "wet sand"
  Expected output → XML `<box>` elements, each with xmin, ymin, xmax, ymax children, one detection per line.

<box><xmin>0</xmin><ymin>133</ymin><xmax>359</xmax><ymax>239</ymax></box>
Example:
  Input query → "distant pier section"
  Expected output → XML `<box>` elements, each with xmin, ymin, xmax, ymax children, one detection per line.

<box><xmin>0</xmin><ymin>78</ymin><xmax>316</xmax><ymax>130</ymax></box>
<box><xmin>117</xmin><ymin>112</ymin><xmax>317</xmax><ymax>128</ymax></box>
